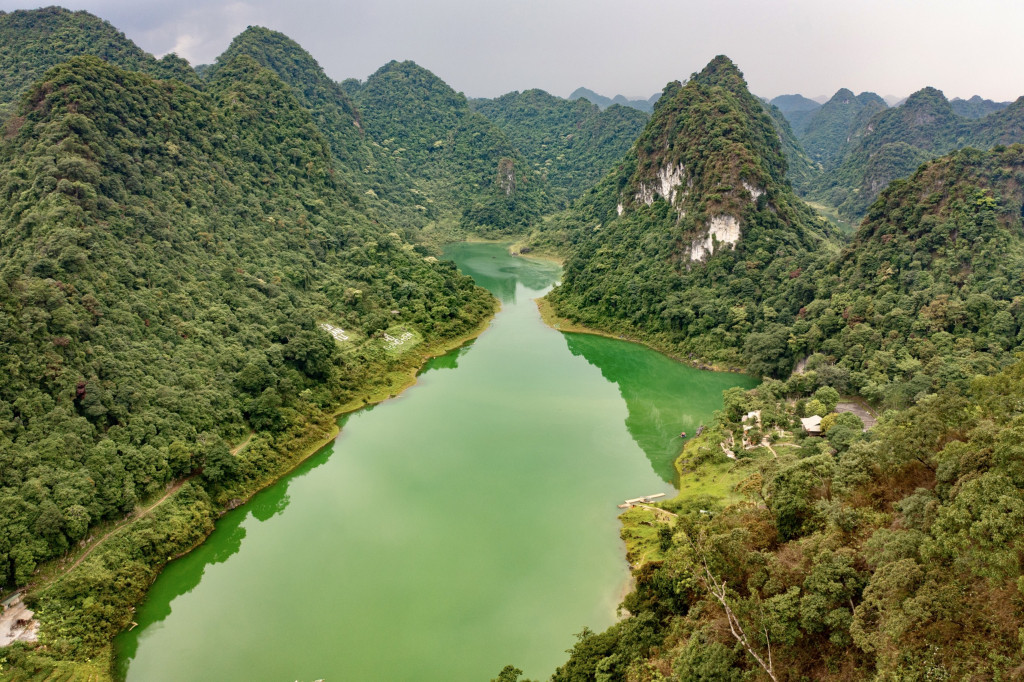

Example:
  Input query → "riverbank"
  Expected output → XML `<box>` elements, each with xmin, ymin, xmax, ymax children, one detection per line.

<box><xmin>535</xmin><ymin>297</ymin><xmax>751</xmax><ymax>376</ymax></box>
<box><xmin>2</xmin><ymin>298</ymin><xmax>499</xmax><ymax>682</ymax></box>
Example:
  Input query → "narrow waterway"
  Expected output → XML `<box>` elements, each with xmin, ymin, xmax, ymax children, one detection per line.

<box><xmin>115</xmin><ymin>243</ymin><xmax>755</xmax><ymax>681</ymax></box>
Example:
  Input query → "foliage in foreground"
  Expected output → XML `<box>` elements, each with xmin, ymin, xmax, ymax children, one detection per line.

<box><xmin>552</xmin><ymin>359</ymin><xmax>1024</xmax><ymax>680</ymax></box>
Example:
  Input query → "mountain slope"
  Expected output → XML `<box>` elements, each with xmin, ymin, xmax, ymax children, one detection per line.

<box><xmin>347</xmin><ymin>60</ymin><xmax>551</xmax><ymax>237</ymax></box>
<box><xmin>763</xmin><ymin>99</ymin><xmax>819</xmax><ymax>192</ymax></box>
<box><xmin>470</xmin><ymin>89</ymin><xmax>649</xmax><ymax>206</ymax></box>
<box><xmin>791</xmin><ymin>144</ymin><xmax>1024</xmax><ymax>404</ymax></box>
<box><xmin>547</xmin><ymin>145</ymin><xmax>1024</xmax><ymax>682</ymax></box>
<box><xmin>0</xmin><ymin>54</ymin><xmax>492</xmax><ymax>659</ymax></box>
<box><xmin>0</xmin><ymin>7</ymin><xmax>199</xmax><ymax>116</ymax></box>
<box><xmin>814</xmin><ymin>89</ymin><xmax>1024</xmax><ymax>220</ymax></box>
<box><xmin>950</xmin><ymin>95</ymin><xmax>1010</xmax><ymax>119</ymax></box>
<box><xmin>769</xmin><ymin>93</ymin><xmax>821</xmax><ymax>136</ymax></box>
<box><xmin>208</xmin><ymin>26</ymin><xmax>370</xmax><ymax>188</ymax></box>
<box><xmin>798</xmin><ymin>88</ymin><xmax>888</xmax><ymax>168</ymax></box>
<box><xmin>547</xmin><ymin>56</ymin><xmax>837</xmax><ymax>369</ymax></box>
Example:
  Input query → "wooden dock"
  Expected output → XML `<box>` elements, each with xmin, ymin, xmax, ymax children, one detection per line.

<box><xmin>617</xmin><ymin>493</ymin><xmax>666</xmax><ymax>509</ymax></box>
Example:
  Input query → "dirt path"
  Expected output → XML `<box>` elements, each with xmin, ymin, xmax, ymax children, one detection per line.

<box><xmin>58</xmin><ymin>433</ymin><xmax>255</xmax><ymax>578</ymax></box>
<box><xmin>62</xmin><ymin>475</ymin><xmax>197</xmax><ymax>575</ymax></box>
<box><xmin>630</xmin><ymin>504</ymin><xmax>679</xmax><ymax>520</ymax></box>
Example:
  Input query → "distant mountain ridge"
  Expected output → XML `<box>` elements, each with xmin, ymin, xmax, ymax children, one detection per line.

<box><xmin>769</xmin><ymin>93</ymin><xmax>821</xmax><ymax>136</ymax></box>
<box><xmin>812</xmin><ymin>87</ymin><xmax>1024</xmax><ymax>219</ymax></box>
<box><xmin>470</xmin><ymin>89</ymin><xmax>649</xmax><ymax>206</ymax></box>
<box><xmin>569</xmin><ymin>86</ymin><xmax>660</xmax><ymax>113</ymax></box>
<box><xmin>950</xmin><ymin>95</ymin><xmax>1011</xmax><ymax>119</ymax></box>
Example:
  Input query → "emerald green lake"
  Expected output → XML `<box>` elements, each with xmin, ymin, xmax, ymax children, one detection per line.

<box><xmin>115</xmin><ymin>242</ymin><xmax>755</xmax><ymax>681</ymax></box>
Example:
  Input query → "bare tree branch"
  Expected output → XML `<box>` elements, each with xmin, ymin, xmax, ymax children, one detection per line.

<box><xmin>701</xmin><ymin>559</ymin><xmax>778</xmax><ymax>682</ymax></box>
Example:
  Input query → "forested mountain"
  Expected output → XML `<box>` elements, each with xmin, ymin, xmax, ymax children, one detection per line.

<box><xmin>0</xmin><ymin>52</ymin><xmax>492</xmax><ymax>667</ymax></box>
<box><xmin>206</xmin><ymin>26</ymin><xmax>371</xmax><ymax>193</ymax></box>
<box><xmin>768</xmin><ymin>93</ymin><xmax>821</xmax><ymax>136</ymax></box>
<box><xmin>470</xmin><ymin>89</ymin><xmax>649</xmax><ymax>206</ymax></box>
<box><xmin>950</xmin><ymin>94</ymin><xmax>1010</xmax><ymax>119</ymax></box>
<box><xmin>762</xmin><ymin>100</ymin><xmax>818</xmax><ymax>193</ymax></box>
<box><xmin>568</xmin><ymin>87</ymin><xmax>659</xmax><ymax>113</ymax></box>
<box><xmin>547</xmin><ymin>146</ymin><xmax>1024</xmax><ymax>682</ymax></box>
<box><xmin>798</xmin><ymin>88</ymin><xmax>888</xmax><ymax>169</ymax></box>
<box><xmin>0</xmin><ymin>7</ymin><xmax>198</xmax><ymax>117</ymax></box>
<box><xmin>546</xmin><ymin>56</ymin><xmax>837</xmax><ymax>369</ymax></box>
<box><xmin>812</xmin><ymin>88</ymin><xmax>1024</xmax><ymax>220</ymax></box>
<box><xmin>345</xmin><ymin>60</ymin><xmax>551</xmax><ymax>237</ymax></box>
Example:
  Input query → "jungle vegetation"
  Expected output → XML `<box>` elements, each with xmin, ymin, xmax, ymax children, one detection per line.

<box><xmin>2</xmin><ymin>7</ymin><xmax>1024</xmax><ymax>682</ymax></box>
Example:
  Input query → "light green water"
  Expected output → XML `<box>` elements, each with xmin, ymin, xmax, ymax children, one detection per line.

<box><xmin>115</xmin><ymin>243</ymin><xmax>755</xmax><ymax>681</ymax></box>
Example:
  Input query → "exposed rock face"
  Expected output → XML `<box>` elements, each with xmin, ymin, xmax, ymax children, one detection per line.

<box><xmin>690</xmin><ymin>215</ymin><xmax>741</xmax><ymax>261</ymax></box>
<box><xmin>634</xmin><ymin>163</ymin><xmax>687</xmax><ymax>207</ymax></box>
<box><xmin>742</xmin><ymin>181</ymin><xmax>763</xmax><ymax>201</ymax></box>
<box><xmin>497</xmin><ymin>157</ymin><xmax>516</xmax><ymax>195</ymax></box>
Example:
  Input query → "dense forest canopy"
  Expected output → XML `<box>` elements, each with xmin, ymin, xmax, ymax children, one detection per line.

<box><xmin>547</xmin><ymin>56</ymin><xmax>836</xmax><ymax>370</ymax></box>
<box><xmin>1</xmin><ymin>6</ymin><xmax>1024</xmax><ymax>681</ymax></box>
<box><xmin>0</xmin><ymin>49</ymin><xmax>492</xmax><ymax>661</ymax></box>
<box><xmin>345</xmin><ymin>60</ymin><xmax>553</xmax><ymax>237</ymax></box>
<box><xmin>470</xmin><ymin>89</ymin><xmax>649</xmax><ymax>207</ymax></box>
<box><xmin>0</xmin><ymin>6</ymin><xmax>199</xmax><ymax>117</ymax></box>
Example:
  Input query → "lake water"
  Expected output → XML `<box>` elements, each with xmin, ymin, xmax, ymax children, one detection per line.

<box><xmin>116</xmin><ymin>242</ymin><xmax>755</xmax><ymax>681</ymax></box>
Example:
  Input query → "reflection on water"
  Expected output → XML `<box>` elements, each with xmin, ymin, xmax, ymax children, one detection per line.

<box><xmin>115</xmin><ymin>438</ymin><xmax>335</xmax><ymax>673</ymax></box>
<box><xmin>443</xmin><ymin>242</ymin><xmax>560</xmax><ymax>303</ymax></box>
<box><xmin>564</xmin><ymin>333</ymin><xmax>757</xmax><ymax>482</ymax></box>
<box><xmin>116</xmin><ymin>242</ymin><xmax>748</xmax><ymax>682</ymax></box>
<box><xmin>114</xmin><ymin>518</ymin><xmax>248</xmax><ymax>677</ymax></box>
<box><xmin>420</xmin><ymin>341</ymin><xmax>475</xmax><ymax>374</ymax></box>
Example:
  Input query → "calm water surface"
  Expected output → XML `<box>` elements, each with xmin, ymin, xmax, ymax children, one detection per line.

<box><xmin>116</xmin><ymin>242</ymin><xmax>755</xmax><ymax>681</ymax></box>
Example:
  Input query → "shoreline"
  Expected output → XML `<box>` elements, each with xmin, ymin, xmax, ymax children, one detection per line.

<box><xmin>11</xmin><ymin>295</ymin><xmax>499</xmax><ymax>679</ymax></box>
<box><xmin>535</xmin><ymin>296</ymin><xmax>752</xmax><ymax>376</ymax></box>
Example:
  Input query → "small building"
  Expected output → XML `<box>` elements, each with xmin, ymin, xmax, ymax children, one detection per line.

<box><xmin>800</xmin><ymin>415</ymin><xmax>822</xmax><ymax>436</ymax></box>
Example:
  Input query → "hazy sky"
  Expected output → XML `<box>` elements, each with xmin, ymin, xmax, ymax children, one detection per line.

<box><xmin>5</xmin><ymin>0</ymin><xmax>1023</xmax><ymax>101</ymax></box>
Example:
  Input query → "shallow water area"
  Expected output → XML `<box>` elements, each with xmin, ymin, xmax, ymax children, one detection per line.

<box><xmin>115</xmin><ymin>242</ymin><xmax>754</xmax><ymax>681</ymax></box>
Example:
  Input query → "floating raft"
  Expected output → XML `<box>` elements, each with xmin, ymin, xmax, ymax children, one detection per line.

<box><xmin>617</xmin><ymin>493</ymin><xmax>666</xmax><ymax>509</ymax></box>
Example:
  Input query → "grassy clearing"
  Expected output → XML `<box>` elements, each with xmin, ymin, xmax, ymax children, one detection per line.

<box><xmin>619</xmin><ymin>506</ymin><xmax>671</xmax><ymax>568</ymax></box>
<box><xmin>667</xmin><ymin>428</ymin><xmax>764</xmax><ymax>507</ymax></box>
<box><xmin>805</xmin><ymin>199</ymin><xmax>856</xmax><ymax>235</ymax></box>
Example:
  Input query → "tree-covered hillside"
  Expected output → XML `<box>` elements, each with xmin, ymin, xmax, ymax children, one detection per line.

<box><xmin>768</xmin><ymin>94</ymin><xmax>821</xmax><ymax>137</ymax></box>
<box><xmin>206</xmin><ymin>26</ymin><xmax>371</xmax><ymax>194</ymax></box>
<box><xmin>0</xmin><ymin>6</ymin><xmax>198</xmax><ymax>117</ymax></box>
<box><xmin>345</xmin><ymin>60</ymin><xmax>552</xmax><ymax>238</ymax></box>
<box><xmin>536</xmin><ymin>143</ymin><xmax>1024</xmax><ymax>682</ymax></box>
<box><xmin>0</xmin><ymin>53</ymin><xmax>492</xmax><ymax>661</ymax></box>
<box><xmin>950</xmin><ymin>94</ymin><xmax>1010</xmax><ymax>119</ymax></box>
<box><xmin>776</xmin><ymin>145</ymin><xmax>1024</xmax><ymax>406</ymax></box>
<box><xmin>798</xmin><ymin>89</ymin><xmax>888</xmax><ymax>169</ymax></box>
<box><xmin>546</xmin><ymin>56</ymin><xmax>836</xmax><ymax>369</ymax></box>
<box><xmin>553</xmin><ymin>351</ymin><xmax>1024</xmax><ymax>681</ymax></box>
<box><xmin>810</xmin><ymin>89</ymin><xmax>1024</xmax><ymax>221</ymax></box>
<box><xmin>471</xmin><ymin>89</ymin><xmax>649</xmax><ymax>206</ymax></box>
<box><xmin>762</xmin><ymin>100</ymin><xmax>819</xmax><ymax>194</ymax></box>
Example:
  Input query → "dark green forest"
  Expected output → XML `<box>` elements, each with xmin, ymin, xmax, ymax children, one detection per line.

<box><xmin>345</xmin><ymin>60</ymin><xmax>553</xmax><ymax>238</ymax></box>
<box><xmin>773</xmin><ymin>83</ymin><xmax>1024</xmax><ymax>223</ymax></box>
<box><xmin>0</xmin><ymin>7</ymin><xmax>199</xmax><ymax>117</ymax></box>
<box><xmin>2</xmin><ymin>5</ymin><xmax>1024</xmax><ymax>682</ymax></box>
<box><xmin>535</xmin><ymin>55</ymin><xmax>1024</xmax><ymax>681</ymax></box>
<box><xmin>470</xmin><ymin>90</ymin><xmax>649</xmax><ymax>207</ymax></box>
<box><xmin>0</xmin><ymin>31</ymin><xmax>494</xmax><ymax>677</ymax></box>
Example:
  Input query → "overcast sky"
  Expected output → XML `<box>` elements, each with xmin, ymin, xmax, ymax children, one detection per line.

<box><xmin>4</xmin><ymin>0</ymin><xmax>1023</xmax><ymax>102</ymax></box>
